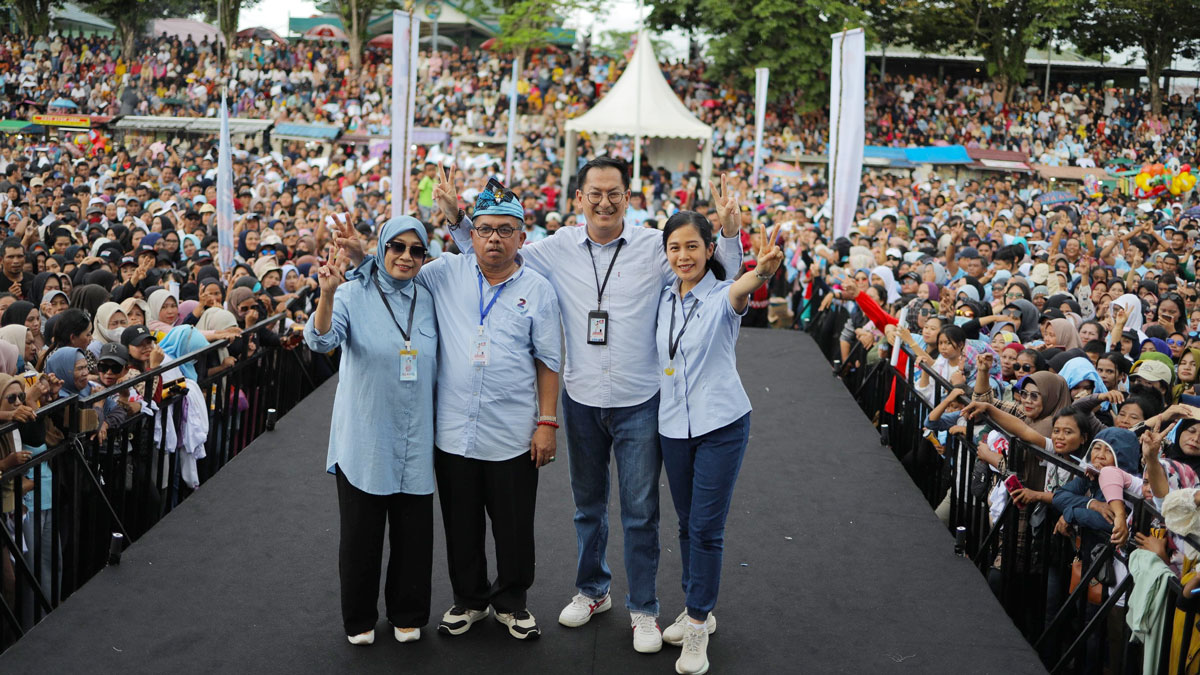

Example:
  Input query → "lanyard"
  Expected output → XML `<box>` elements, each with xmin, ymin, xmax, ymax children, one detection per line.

<box><xmin>585</xmin><ymin>239</ymin><xmax>624</xmax><ymax>310</ymax></box>
<box><xmin>372</xmin><ymin>277</ymin><xmax>417</xmax><ymax>347</ymax></box>
<box><xmin>668</xmin><ymin>293</ymin><xmax>700</xmax><ymax>361</ymax></box>
<box><xmin>477</xmin><ymin>270</ymin><xmax>509</xmax><ymax>327</ymax></box>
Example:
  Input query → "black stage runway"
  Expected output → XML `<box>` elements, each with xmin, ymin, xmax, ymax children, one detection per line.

<box><xmin>0</xmin><ymin>330</ymin><xmax>1044</xmax><ymax>674</ymax></box>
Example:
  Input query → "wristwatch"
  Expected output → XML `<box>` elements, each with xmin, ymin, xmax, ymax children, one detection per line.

<box><xmin>537</xmin><ymin>415</ymin><xmax>558</xmax><ymax>424</ymax></box>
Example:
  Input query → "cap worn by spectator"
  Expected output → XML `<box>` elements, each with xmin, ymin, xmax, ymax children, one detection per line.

<box><xmin>121</xmin><ymin>325</ymin><xmax>156</xmax><ymax>347</ymax></box>
<box><xmin>98</xmin><ymin>342</ymin><xmax>129</xmax><ymax>367</ymax></box>
<box><xmin>1132</xmin><ymin>359</ymin><xmax>1173</xmax><ymax>384</ymax></box>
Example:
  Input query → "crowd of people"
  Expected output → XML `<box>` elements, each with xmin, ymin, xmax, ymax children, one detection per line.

<box><xmin>3</xmin><ymin>22</ymin><xmax>1200</xmax><ymax>668</ymax></box>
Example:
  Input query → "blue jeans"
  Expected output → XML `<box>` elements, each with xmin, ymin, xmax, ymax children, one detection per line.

<box><xmin>562</xmin><ymin>390</ymin><xmax>661</xmax><ymax>616</ymax></box>
<box><xmin>660</xmin><ymin>413</ymin><xmax>750</xmax><ymax>622</ymax></box>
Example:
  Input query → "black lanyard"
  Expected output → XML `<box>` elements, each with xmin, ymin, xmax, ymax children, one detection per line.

<box><xmin>372</xmin><ymin>278</ymin><xmax>417</xmax><ymax>346</ymax></box>
<box><xmin>585</xmin><ymin>239</ymin><xmax>624</xmax><ymax>310</ymax></box>
<box><xmin>668</xmin><ymin>293</ymin><xmax>700</xmax><ymax>361</ymax></box>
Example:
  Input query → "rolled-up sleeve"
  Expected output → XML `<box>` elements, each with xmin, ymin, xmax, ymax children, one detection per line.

<box><xmin>530</xmin><ymin>285</ymin><xmax>562</xmax><ymax>372</ymax></box>
<box><xmin>304</xmin><ymin>288</ymin><xmax>350</xmax><ymax>352</ymax></box>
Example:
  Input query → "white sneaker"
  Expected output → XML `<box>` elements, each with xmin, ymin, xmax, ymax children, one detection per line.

<box><xmin>493</xmin><ymin>608</ymin><xmax>541</xmax><ymax>640</ymax></box>
<box><xmin>631</xmin><ymin>612</ymin><xmax>663</xmax><ymax>653</ymax></box>
<box><xmin>663</xmin><ymin>610</ymin><xmax>716</xmax><ymax>646</ymax></box>
<box><xmin>393</xmin><ymin>627</ymin><xmax>420</xmax><ymax>643</ymax></box>
<box><xmin>558</xmin><ymin>592</ymin><xmax>612</xmax><ymax>627</ymax></box>
<box><xmin>346</xmin><ymin>629</ymin><xmax>375</xmax><ymax>645</ymax></box>
<box><xmin>437</xmin><ymin>606</ymin><xmax>489</xmax><ymax>636</ymax></box>
<box><xmin>675</xmin><ymin>623</ymin><xmax>710</xmax><ymax>674</ymax></box>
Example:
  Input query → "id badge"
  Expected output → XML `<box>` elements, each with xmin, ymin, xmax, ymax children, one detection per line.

<box><xmin>587</xmin><ymin>310</ymin><xmax>608</xmax><ymax>345</ymax></box>
<box><xmin>399</xmin><ymin>349</ymin><xmax>418</xmax><ymax>381</ymax></box>
<box><xmin>471</xmin><ymin>335</ymin><xmax>490</xmax><ymax>367</ymax></box>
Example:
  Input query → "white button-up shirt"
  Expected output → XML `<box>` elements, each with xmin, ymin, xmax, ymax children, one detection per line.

<box><xmin>453</xmin><ymin>218</ymin><xmax>742</xmax><ymax>408</ymax></box>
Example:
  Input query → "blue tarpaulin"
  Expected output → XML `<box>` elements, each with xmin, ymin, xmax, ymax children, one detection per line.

<box><xmin>903</xmin><ymin>145</ymin><xmax>971</xmax><ymax>164</ymax></box>
<box><xmin>273</xmin><ymin>122</ymin><xmax>342</xmax><ymax>140</ymax></box>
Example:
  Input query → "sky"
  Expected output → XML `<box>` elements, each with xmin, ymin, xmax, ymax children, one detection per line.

<box><xmin>238</xmin><ymin>0</ymin><xmax>693</xmax><ymax>58</ymax></box>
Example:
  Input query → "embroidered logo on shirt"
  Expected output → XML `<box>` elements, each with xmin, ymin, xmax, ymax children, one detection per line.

<box><xmin>515</xmin><ymin>298</ymin><xmax>528</xmax><ymax>313</ymax></box>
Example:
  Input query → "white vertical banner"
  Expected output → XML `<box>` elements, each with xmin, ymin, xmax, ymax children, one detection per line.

<box><xmin>216</xmin><ymin>94</ymin><xmax>235</xmax><ymax>273</ymax></box>
<box><xmin>751</xmin><ymin>67</ymin><xmax>769</xmax><ymax>187</ymax></box>
<box><xmin>504</xmin><ymin>57</ymin><xmax>518</xmax><ymax>184</ymax></box>
<box><xmin>390</xmin><ymin>10</ymin><xmax>420</xmax><ymax>216</ymax></box>
<box><xmin>828</xmin><ymin>28</ymin><xmax>865</xmax><ymax>241</ymax></box>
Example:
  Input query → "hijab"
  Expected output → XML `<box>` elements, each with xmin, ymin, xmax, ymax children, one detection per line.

<box><xmin>226</xmin><ymin>286</ymin><xmax>255</xmax><ymax>322</ymax></box>
<box><xmin>158</xmin><ymin>325</ymin><xmax>209</xmax><ymax>381</ymax></box>
<box><xmin>0</xmin><ymin>325</ymin><xmax>27</xmax><ymax>371</ymax></box>
<box><xmin>177</xmin><ymin>300</ymin><xmax>199</xmax><ymax>325</ymax></box>
<box><xmin>1142</xmin><ymin>337</ymin><xmax>1172</xmax><ymax>358</ymax></box>
<box><xmin>45</xmin><ymin>347</ymin><xmax>88</xmax><ymax>396</ymax></box>
<box><xmin>92</xmin><ymin>302</ymin><xmax>126</xmax><ymax>344</ymax></box>
<box><xmin>1</xmin><ymin>301</ymin><xmax>35</xmax><ymax>328</ymax></box>
<box><xmin>1048</xmin><ymin>317</ymin><xmax>1082</xmax><ymax>351</ymax></box>
<box><xmin>0</xmin><ymin>338</ymin><xmax>18</xmax><ymax>376</ymax></box>
<box><xmin>1059</xmin><ymin>356</ymin><xmax>1107</xmax><ymax>396</ymax></box>
<box><xmin>1007</xmin><ymin>299</ymin><xmax>1041</xmax><ymax>343</ymax></box>
<box><xmin>69</xmin><ymin>284</ymin><xmax>110</xmax><ymax>318</ymax></box>
<box><xmin>870</xmin><ymin>265</ymin><xmax>900</xmax><ymax>304</ymax></box>
<box><xmin>30</xmin><ymin>271</ymin><xmax>56</xmax><ymax>303</ymax></box>
<box><xmin>237</xmin><ymin>230</ymin><xmax>256</xmax><ymax>260</ymax></box>
<box><xmin>120</xmin><ymin>297</ymin><xmax>150</xmax><ymax>326</ymax></box>
<box><xmin>1020</xmin><ymin>370</ymin><xmax>1073</xmax><ymax>436</ymax></box>
<box><xmin>352</xmin><ymin>216</ymin><xmax>429</xmax><ymax>293</ymax></box>
<box><xmin>1111</xmin><ymin>293</ymin><xmax>1146</xmax><ymax>338</ymax></box>
<box><xmin>146</xmin><ymin>288</ymin><xmax>176</xmax><ymax>334</ymax></box>
<box><xmin>1167</xmin><ymin>419</ymin><xmax>1200</xmax><ymax>475</ymax></box>
<box><xmin>923</xmin><ymin>282</ymin><xmax>940</xmax><ymax>302</ymax></box>
<box><xmin>197</xmin><ymin>308</ymin><xmax>239</xmax><ymax>362</ymax></box>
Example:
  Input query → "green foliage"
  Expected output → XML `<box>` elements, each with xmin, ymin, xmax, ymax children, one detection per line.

<box><xmin>325</xmin><ymin>0</ymin><xmax>403</xmax><ymax>72</ymax></box>
<box><xmin>593</xmin><ymin>28</ymin><xmax>672</xmax><ymax>58</ymax></box>
<box><xmin>12</xmin><ymin>0</ymin><xmax>61</xmax><ymax>36</ymax></box>
<box><xmin>902</xmin><ymin>0</ymin><xmax>1075</xmax><ymax>100</ymax></box>
<box><xmin>1065</xmin><ymin>0</ymin><xmax>1200</xmax><ymax>112</ymax></box>
<box><xmin>81</xmin><ymin>0</ymin><xmax>208</xmax><ymax>56</ymax></box>
<box><xmin>647</xmin><ymin>0</ymin><xmax>863</xmax><ymax>110</ymax></box>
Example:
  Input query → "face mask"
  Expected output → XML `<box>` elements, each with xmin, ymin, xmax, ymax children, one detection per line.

<box><xmin>954</xmin><ymin>316</ymin><xmax>970</xmax><ymax>326</ymax></box>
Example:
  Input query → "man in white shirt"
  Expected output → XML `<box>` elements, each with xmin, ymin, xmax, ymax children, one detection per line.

<box><xmin>439</xmin><ymin>157</ymin><xmax>741</xmax><ymax>654</ymax></box>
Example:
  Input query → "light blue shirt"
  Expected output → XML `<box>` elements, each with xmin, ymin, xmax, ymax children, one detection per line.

<box><xmin>452</xmin><ymin>217</ymin><xmax>742</xmax><ymax>408</ymax></box>
<box><xmin>303</xmin><ymin>272</ymin><xmax>438</xmax><ymax>495</ymax></box>
<box><xmin>656</xmin><ymin>270</ymin><xmax>752</xmax><ymax>439</ymax></box>
<box><xmin>415</xmin><ymin>253</ymin><xmax>562</xmax><ymax>461</ymax></box>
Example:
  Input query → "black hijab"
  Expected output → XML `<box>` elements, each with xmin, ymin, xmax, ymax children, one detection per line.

<box><xmin>1</xmin><ymin>301</ymin><xmax>35</xmax><ymax>327</ymax></box>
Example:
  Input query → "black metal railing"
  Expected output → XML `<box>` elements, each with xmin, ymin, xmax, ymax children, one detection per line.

<box><xmin>807</xmin><ymin>305</ymin><xmax>1200</xmax><ymax>675</ymax></box>
<box><xmin>0</xmin><ymin>315</ymin><xmax>336</xmax><ymax>652</ymax></box>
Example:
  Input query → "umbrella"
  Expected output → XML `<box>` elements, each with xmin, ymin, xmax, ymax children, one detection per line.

<box><xmin>1036</xmin><ymin>190</ymin><xmax>1078</xmax><ymax>205</ymax></box>
<box><xmin>418</xmin><ymin>35</ymin><xmax>457</xmax><ymax>48</ymax></box>
<box><xmin>237</xmin><ymin>26</ymin><xmax>286</xmax><ymax>43</ymax></box>
<box><xmin>368</xmin><ymin>33</ymin><xmax>392</xmax><ymax>48</ymax></box>
<box><xmin>1184</xmin><ymin>205</ymin><xmax>1200</xmax><ymax>218</ymax></box>
<box><xmin>49</xmin><ymin>97</ymin><xmax>78</xmax><ymax>109</ymax></box>
<box><xmin>303</xmin><ymin>24</ymin><xmax>348</xmax><ymax>41</ymax></box>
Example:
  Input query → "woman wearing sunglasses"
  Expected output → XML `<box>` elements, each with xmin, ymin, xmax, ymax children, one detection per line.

<box><xmin>305</xmin><ymin>217</ymin><xmax>438</xmax><ymax>646</ymax></box>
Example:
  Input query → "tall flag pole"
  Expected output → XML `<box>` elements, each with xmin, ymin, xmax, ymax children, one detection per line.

<box><xmin>216</xmin><ymin>92</ymin><xmax>235</xmax><ymax>273</ymax></box>
<box><xmin>504</xmin><ymin>57</ymin><xmax>518</xmax><ymax>183</ymax></box>
<box><xmin>390</xmin><ymin>10</ymin><xmax>420</xmax><ymax>215</ymax></box>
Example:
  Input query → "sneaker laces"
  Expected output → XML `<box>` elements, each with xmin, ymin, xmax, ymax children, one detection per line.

<box><xmin>682</xmin><ymin>624</ymin><xmax>705</xmax><ymax>654</ymax></box>
<box><xmin>570</xmin><ymin>593</ymin><xmax>596</xmax><ymax>610</ymax></box>
<box><xmin>632</xmin><ymin>613</ymin><xmax>658</xmax><ymax>635</ymax></box>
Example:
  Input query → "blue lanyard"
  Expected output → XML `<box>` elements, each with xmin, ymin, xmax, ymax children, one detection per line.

<box><xmin>477</xmin><ymin>270</ymin><xmax>509</xmax><ymax>326</ymax></box>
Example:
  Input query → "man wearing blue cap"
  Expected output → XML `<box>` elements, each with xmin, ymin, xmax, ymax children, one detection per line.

<box><xmin>340</xmin><ymin>180</ymin><xmax>562</xmax><ymax>641</ymax></box>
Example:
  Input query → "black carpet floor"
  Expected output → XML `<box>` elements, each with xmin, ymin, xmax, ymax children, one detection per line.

<box><xmin>0</xmin><ymin>330</ymin><xmax>1044</xmax><ymax>674</ymax></box>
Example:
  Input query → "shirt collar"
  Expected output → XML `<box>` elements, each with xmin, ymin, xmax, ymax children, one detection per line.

<box><xmin>673</xmin><ymin>269</ymin><xmax>718</xmax><ymax>301</ymax></box>
<box><xmin>578</xmin><ymin>222</ymin><xmax>629</xmax><ymax>249</ymax></box>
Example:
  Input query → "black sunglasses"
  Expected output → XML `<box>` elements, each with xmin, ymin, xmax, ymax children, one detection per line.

<box><xmin>1014</xmin><ymin>363</ymin><xmax>1035</xmax><ymax>373</ymax></box>
<box><xmin>386</xmin><ymin>241</ymin><xmax>428</xmax><ymax>259</ymax></box>
<box><xmin>97</xmin><ymin>361</ymin><xmax>124</xmax><ymax>374</ymax></box>
<box><xmin>5</xmin><ymin>391</ymin><xmax>25</xmax><ymax>405</ymax></box>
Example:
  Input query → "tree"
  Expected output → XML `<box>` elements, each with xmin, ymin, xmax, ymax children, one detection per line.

<box><xmin>324</xmin><ymin>0</ymin><xmax>402</xmax><ymax>75</ymax></box>
<box><xmin>858</xmin><ymin>0</ymin><xmax>919</xmax><ymax>81</ymax></box>
<box><xmin>202</xmin><ymin>0</ymin><xmax>264</xmax><ymax>58</ymax></box>
<box><xmin>594</xmin><ymin>28</ymin><xmax>672</xmax><ymax>59</ymax></box>
<box><xmin>1065</xmin><ymin>0</ymin><xmax>1200</xmax><ymax>114</ymax></box>
<box><xmin>12</xmin><ymin>0</ymin><xmax>61</xmax><ymax>37</ymax></box>
<box><xmin>647</xmin><ymin>0</ymin><xmax>863</xmax><ymax>110</ymax></box>
<box><xmin>81</xmin><ymin>0</ymin><xmax>207</xmax><ymax>58</ymax></box>
<box><xmin>903</xmin><ymin>0</ymin><xmax>1076</xmax><ymax>103</ymax></box>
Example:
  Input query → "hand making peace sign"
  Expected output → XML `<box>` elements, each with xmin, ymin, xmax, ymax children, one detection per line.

<box><xmin>708</xmin><ymin>173</ymin><xmax>740</xmax><ymax>236</ymax></box>
<box><xmin>434</xmin><ymin>163</ymin><xmax>461</xmax><ymax>223</ymax></box>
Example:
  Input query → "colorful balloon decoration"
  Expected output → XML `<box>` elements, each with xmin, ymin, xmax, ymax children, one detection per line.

<box><xmin>1133</xmin><ymin>163</ymin><xmax>1196</xmax><ymax>201</ymax></box>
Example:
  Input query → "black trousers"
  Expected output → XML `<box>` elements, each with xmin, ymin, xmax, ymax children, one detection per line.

<box><xmin>434</xmin><ymin>449</ymin><xmax>538</xmax><ymax>614</ymax></box>
<box><xmin>335</xmin><ymin>467</ymin><xmax>432</xmax><ymax>635</ymax></box>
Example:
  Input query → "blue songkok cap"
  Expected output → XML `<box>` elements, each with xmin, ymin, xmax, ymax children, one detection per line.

<box><xmin>473</xmin><ymin>179</ymin><xmax>524</xmax><ymax>222</ymax></box>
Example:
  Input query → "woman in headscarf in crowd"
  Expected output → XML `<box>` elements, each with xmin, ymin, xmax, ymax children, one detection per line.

<box><xmin>236</xmin><ymin>230</ymin><xmax>260</xmax><ymax>263</ymax></box>
<box><xmin>2</xmin><ymin>301</ymin><xmax>42</xmax><ymax>354</ymax></box>
<box><xmin>56</xmin><ymin>272</ymin><xmax>72</xmax><ymax>298</ymax></box>
<box><xmin>39</xmin><ymin>289</ymin><xmax>67</xmax><ymax>320</ymax></box>
<box><xmin>0</xmin><ymin>325</ymin><xmax>35</xmax><ymax>374</ymax></box>
<box><xmin>230</xmin><ymin>263</ymin><xmax>257</xmax><ymax>287</ymax></box>
<box><xmin>91</xmin><ymin>302</ymin><xmax>128</xmax><ymax>352</ymax></box>
<box><xmin>157</xmin><ymin>324</ymin><xmax>211</xmax><ymax>381</ymax></box>
<box><xmin>177</xmin><ymin>300</ymin><xmax>199</xmax><ymax>326</ymax></box>
<box><xmin>1109</xmin><ymin>293</ymin><xmax>1146</xmax><ymax>347</ymax></box>
<box><xmin>44</xmin><ymin>347</ymin><xmax>117</xmax><ymax>441</ymax></box>
<box><xmin>41</xmin><ymin>308</ymin><xmax>96</xmax><ymax>371</ymax></box>
<box><xmin>1004</xmin><ymin>299</ymin><xmax>1042</xmax><ymax>343</ymax></box>
<box><xmin>120</xmin><ymin>297</ymin><xmax>149</xmax><ymax>326</ymax></box>
<box><xmin>196</xmin><ymin>308</ymin><xmax>241</xmax><ymax>375</ymax></box>
<box><xmin>1175</xmin><ymin>347</ymin><xmax>1200</xmax><ymax>402</ymax></box>
<box><xmin>0</xmin><ymin>337</ymin><xmax>19</xmax><ymax>376</ymax></box>
<box><xmin>181</xmin><ymin>234</ymin><xmax>202</xmax><ymax>261</ymax></box>
<box><xmin>146</xmin><ymin>289</ymin><xmax>181</xmax><ymax>335</ymax></box>
<box><xmin>1042</xmin><ymin>317</ymin><xmax>1082</xmax><ymax>351</ymax></box>
<box><xmin>69</xmin><ymin>284</ymin><xmax>110</xmax><ymax>320</ymax></box>
<box><xmin>226</xmin><ymin>286</ymin><xmax>260</xmax><ymax>328</ymax></box>
<box><xmin>869</xmin><ymin>265</ymin><xmax>900</xmax><ymax>304</ymax></box>
<box><xmin>29</xmin><ymin>271</ymin><xmax>58</xmax><ymax>305</ymax></box>
<box><xmin>919</xmin><ymin>281</ymin><xmax>939</xmax><ymax>302</ymax></box>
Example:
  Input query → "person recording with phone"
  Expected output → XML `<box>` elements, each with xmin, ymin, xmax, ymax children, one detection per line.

<box><xmin>304</xmin><ymin>217</ymin><xmax>438</xmax><ymax>646</ymax></box>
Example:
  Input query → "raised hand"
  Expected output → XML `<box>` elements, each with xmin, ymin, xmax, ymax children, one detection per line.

<box><xmin>755</xmin><ymin>222</ymin><xmax>784</xmax><ymax>278</ymax></box>
<box><xmin>708</xmin><ymin>173</ymin><xmax>740</xmax><ymax>236</ymax></box>
<box><xmin>318</xmin><ymin>250</ymin><xmax>348</xmax><ymax>296</ymax></box>
<box><xmin>331</xmin><ymin>214</ymin><xmax>366</xmax><ymax>266</ymax></box>
<box><xmin>434</xmin><ymin>162</ymin><xmax>460</xmax><ymax>222</ymax></box>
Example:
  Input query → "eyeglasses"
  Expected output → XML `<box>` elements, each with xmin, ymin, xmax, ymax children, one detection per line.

<box><xmin>473</xmin><ymin>225</ymin><xmax>517</xmax><ymax>239</ymax></box>
<box><xmin>1016</xmin><ymin>388</ymin><xmax>1042</xmax><ymax>400</ymax></box>
<box><xmin>1168</xmin><ymin>338</ymin><xmax>1187</xmax><ymax>347</ymax></box>
<box><xmin>97</xmin><ymin>361</ymin><xmax>124</xmax><ymax>374</ymax></box>
<box><xmin>1005</xmin><ymin>292</ymin><xmax>1024</xmax><ymax>300</ymax></box>
<box><xmin>584</xmin><ymin>190</ymin><xmax>627</xmax><ymax>206</ymax></box>
<box><xmin>4</xmin><ymin>391</ymin><xmax>24</xmax><ymax>406</ymax></box>
<box><xmin>1014</xmin><ymin>363</ymin><xmax>1035</xmax><ymax>373</ymax></box>
<box><xmin>917</xmin><ymin>307</ymin><xmax>934</xmax><ymax>317</ymax></box>
<box><xmin>956</xmin><ymin>309</ymin><xmax>975</xmax><ymax>318</ymax></box>
<box><xmin>385</xmin><ymin>241</ymin><xmax>428</xmax><ymax>259</ymax></box>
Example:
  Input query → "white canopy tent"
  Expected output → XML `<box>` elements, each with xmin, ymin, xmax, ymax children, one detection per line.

<box><xmin>561</xmin><ymin>31</ymin><xmax>713</xmax><ymax>210</ymax></box>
